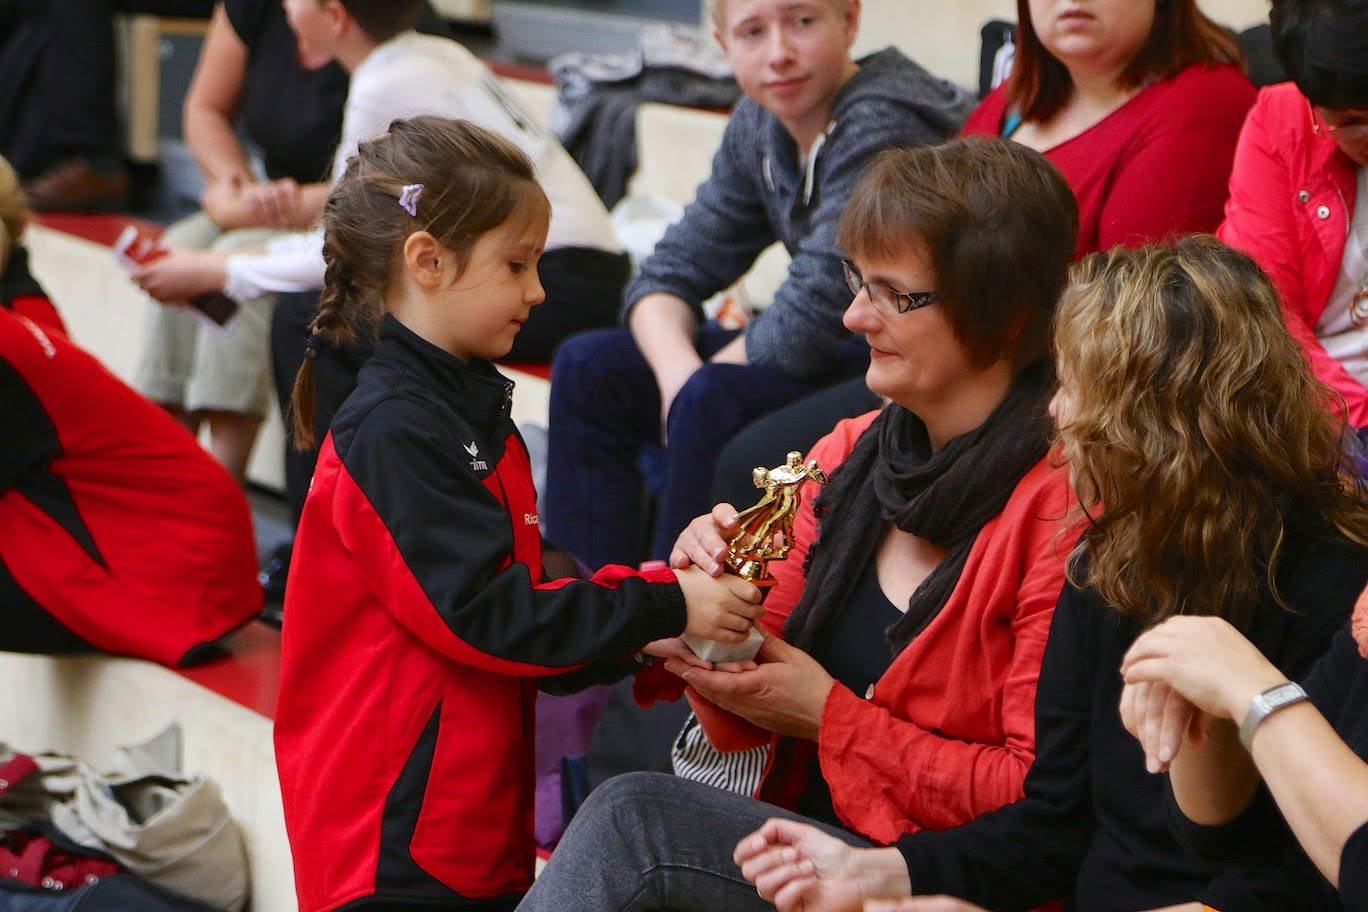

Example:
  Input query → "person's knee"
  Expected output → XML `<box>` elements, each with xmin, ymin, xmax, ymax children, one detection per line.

<box><xmin>667</xmin><ymin>363</ymin><xmax>752</xmax><ymax>445</ymax></box>
<box><xmin>550</xmin><ymin>329</ymin><xmax>636</xmax><ymax>412</ymax></box>
<box><xmin>578</xmin><ymin>772</ymin><xmax>683</xmax><ymax>826</ymax></box>
<box><xmin>672</xmin><ymin>363</ymin><xmax>746</xmax><ymax>414</ymax></box>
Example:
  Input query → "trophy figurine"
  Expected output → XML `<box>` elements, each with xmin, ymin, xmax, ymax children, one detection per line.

<box><xmin>683</xmin><ymin>451</ymin><xmax>828</xmax><ymax>664</ymax></box>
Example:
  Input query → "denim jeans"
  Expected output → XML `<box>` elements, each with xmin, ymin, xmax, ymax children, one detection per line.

<box><xmin>517</xmin><ymin>772</ymin><xmax>871</xmax><ymax>912</ymax></box>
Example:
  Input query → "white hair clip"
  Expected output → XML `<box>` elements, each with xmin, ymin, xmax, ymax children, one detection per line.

<box><xmin>399</xmin><ymin>183</ymin><xmax>425</xmax><ymax>217</ymax></box>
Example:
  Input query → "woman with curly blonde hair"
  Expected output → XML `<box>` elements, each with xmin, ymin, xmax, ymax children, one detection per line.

<box><xmin>1054</xmin><ymin>235</ymin><xmax>1368</xmax><ymax>629</ymax></box>
<box><xmin>734</xmin><ymin>237</ymin><xmax>1368</xmax><ymax>912</ymax></box>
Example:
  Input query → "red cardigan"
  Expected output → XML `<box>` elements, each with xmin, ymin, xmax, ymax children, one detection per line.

<box><xmin>963</xmin><ymin>63</ymin><xmax>1254</xmax><ymax>259</ymax></box>
<box><xmin>1216</xmin><ymin>82</ymin><xmax>1366</xmax><ymax>427</ymax></box>
<box><xmin>689</xmin><ymin>411</ymin><xmax>1080</xmax><ymax>844</ymax></box>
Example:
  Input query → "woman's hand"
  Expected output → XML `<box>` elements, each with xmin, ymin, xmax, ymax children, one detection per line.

<box><xmin>735</xmin><ymin>819</ymin><xmax>910</xmax><ymax>912</ymax></box>
<box><xmin>1119</xmin><ymin>679</ymin><xmax>1209</xmax><ymax>774</ymax></box>
<box><xmin>200</xmin><ymin>179</ymin><xmax>258</xmax><ymax>231</ymax></box>
<box><xmin>1121</xmin><ymin>616</ymin><xmax>1289</xmax><ymax>726</ymax></box>
<box><xmin>242</xmin><ymin>177</ymin><xmax>312</xmax><ymax>229</ymax></box>
<box><xmin>664</xmin><ymin>632</ymin><xmax>833</xmax><ymax>739</ymax></box>
<box><xmin>639</xmin><ymin>637</ymin><xmax>712</xmax><ymax>670</ymax></box>
<box><xmin>132</xmin><ymin>244</ymin><xmax>230</xmax><ymax>303</ymax></box>
<box><xmin>670</xmin><ymin>503</ymin><xmax>740</xmax><ymax>576</ymax></box>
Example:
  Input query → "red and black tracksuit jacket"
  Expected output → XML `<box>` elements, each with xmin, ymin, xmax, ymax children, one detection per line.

<box><xmin>0</xmin><ymin>308</ymin><xmax>261</xmax><ymax>665</ymax></box>
<box><xmin>276</xmin><ymin>316</ymin><xmax>686</xmax><ymax>912</ymax></box>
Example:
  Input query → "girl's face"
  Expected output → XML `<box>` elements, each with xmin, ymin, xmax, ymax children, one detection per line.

<box><xmin>1026</xmin><ymin>0</ymin><xmax>1156</xmax><ymax>77</ymax></box>
<box><xmin>841</xmin><ymin>245</ymin><xmax>978</xmax><ymax>411</ymax></box>
<box><xmin>438</xmin><ymin>218</ymin><xmax>547</xmax><ymax>362</ymax></box>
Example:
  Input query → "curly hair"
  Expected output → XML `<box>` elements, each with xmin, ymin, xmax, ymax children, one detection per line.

<box><xmin>289</xmin><ymin>116</ymin><xmax>550</xmax><ymax>449</ymax></box>
<box><xmin>1054</xmin><ymin>236</ymin><xmax>1368</xmax><ymax>627</ymax></box>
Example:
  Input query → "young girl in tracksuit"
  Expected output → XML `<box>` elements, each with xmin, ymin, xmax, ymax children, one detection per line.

<box><xmin>275</xmin><ymin>116</ymin><xmax>763</xmax><ymax>912</ymax></box>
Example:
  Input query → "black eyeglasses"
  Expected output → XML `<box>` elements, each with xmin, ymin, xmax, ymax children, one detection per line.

<box><xmin>842</xmin><ymin>260</ymin><xmax>939</xmax><ymax>315</ymax></box>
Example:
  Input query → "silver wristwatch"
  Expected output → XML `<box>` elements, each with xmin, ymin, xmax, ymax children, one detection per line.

<box><xmin>1238</xmin><ymin>682</ymin><xmax>1309</xmax><ymax>750</ymax></box>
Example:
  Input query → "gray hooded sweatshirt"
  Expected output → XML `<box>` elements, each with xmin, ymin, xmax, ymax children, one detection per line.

<box><xmin>622</xmin><ymin>47</ymin><xmax>975</xmax><ymax>379</ymax></box>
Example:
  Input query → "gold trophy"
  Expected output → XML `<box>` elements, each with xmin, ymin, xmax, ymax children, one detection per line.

<box><xmin>683</xmin><ymin>451</ymin><xmax>828</xmax><ymax>663</ymax></box>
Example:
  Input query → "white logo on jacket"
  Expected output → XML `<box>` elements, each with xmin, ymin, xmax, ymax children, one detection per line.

<box><xmin>465</xmin><ymin>440</ymin><xmax>488</xmax><ymax>472</ymax></box>
<box><xmin>524</xmin><ymin>513</ymin><xmax>539</xmax><ymax>526</ymax></box>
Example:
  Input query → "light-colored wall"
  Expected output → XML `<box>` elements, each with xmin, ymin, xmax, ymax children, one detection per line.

<box><xmin>769</xmin><ymin>0</ymin><xmax>1272</xmax><ymax>89</ymax></box>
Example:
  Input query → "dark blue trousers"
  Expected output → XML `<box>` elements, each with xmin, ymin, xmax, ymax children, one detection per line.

<box><xmin>543</xmin><ymin>324</ymin><xmax>868</xmax><ymax>571</ymax></box>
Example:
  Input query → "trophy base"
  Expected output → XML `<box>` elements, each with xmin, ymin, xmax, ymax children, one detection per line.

<box><xmin>682</xmin><ymin>627</ymin><xmax>764</xmax><ymax>664</ymax></box>
<box><xmin>730</xmin><ymin>559</ymin><xmax>779</xmax><ymax>588</ymax></box>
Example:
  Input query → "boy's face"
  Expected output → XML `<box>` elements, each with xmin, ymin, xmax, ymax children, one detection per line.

<box><xmin>716</xmin><ymin>0</ymin><xmax>859</xmax><ymax>141</ymax></box>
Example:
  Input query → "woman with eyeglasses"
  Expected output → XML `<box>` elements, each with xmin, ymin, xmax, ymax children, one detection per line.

<box><xmin>515</xmin><ymin>136</ymin><xmax>1083</xmax><ymax>912</ymax></box>
<box><xmin>1217</xmin><ymin>0</ymin><xmax>1368</xmax><ymax>435</ymax></box>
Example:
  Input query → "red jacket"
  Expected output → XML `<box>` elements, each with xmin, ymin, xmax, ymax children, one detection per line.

<box><xmin>276</xmin><ymin>317</ymin><xmax>687</xmax><ymax>912</ymax></box>
<box><xmin>688</xmin><ymin>411</ymin><xmax>1081</xmax><ymax>844</ymax></box>
<box><xmin>0</xmin><ymin>309</ymin><xmax>260</xmax><ymax>665</ymax></box>
<box><xmin>963</xmin><ymin>63</ymin><xmax>1254</xmax><ymax>259</ymax></box>
<box><xmin>1216</xmin><ymin>82</ymin><xmax>1366</xmax><ymax>426</ymax></box>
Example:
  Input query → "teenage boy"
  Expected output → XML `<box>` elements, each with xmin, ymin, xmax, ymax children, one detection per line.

<box><xmin>544</xmin><ymin>0</ymin><xmax>973</xmax><ymax>571</ymax></box>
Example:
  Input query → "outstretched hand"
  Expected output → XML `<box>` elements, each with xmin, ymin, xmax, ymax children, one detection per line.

<box><xmin>664</xmin><ymin>633</ymin><xmax>834</xmax><ymax>740</ymax></box>
<box><xmin>675</xmin><ymin>565</ymin><xmax>764</xmax><ymax>644</ymax></box>
<box><xmin>639</xmin><ymin>636</ymin><xmax>712</xmax><ymax>670</ymax></box>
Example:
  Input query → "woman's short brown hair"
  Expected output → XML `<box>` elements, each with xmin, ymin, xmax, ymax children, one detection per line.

<box><xmin>1007</xmin><ymin>0</ymin><xmax>1244</xmax><ymax>122</ymax></box>
<box><xmin>838</xmin><ymin>136</ymin><xmax>1078</xmax><ymax>370</ymax></box>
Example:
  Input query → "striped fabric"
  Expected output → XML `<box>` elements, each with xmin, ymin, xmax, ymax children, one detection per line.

<box><xmin>670</xmin><ymin>713</ymin><xmax>768</xmax><ymax>796</ymax></box>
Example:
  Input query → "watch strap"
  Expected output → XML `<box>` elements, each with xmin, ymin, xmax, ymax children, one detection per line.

<box><xmin>1239</xmin><ymin>682</ymin><xmax>1309</xmax><ymax>750</ymax></box>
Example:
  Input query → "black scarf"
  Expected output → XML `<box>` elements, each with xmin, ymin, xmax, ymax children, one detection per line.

<box><xmin>782</xmin><ymin>361</ymin><xmax>1057</xmax><ymax>655</ymax></box>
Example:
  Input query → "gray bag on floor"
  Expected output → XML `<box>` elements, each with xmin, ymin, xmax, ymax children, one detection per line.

<box><xmin>0</xmin><ymin>725</ymin><xmax>248</xmax><ymax>912</ymax></box>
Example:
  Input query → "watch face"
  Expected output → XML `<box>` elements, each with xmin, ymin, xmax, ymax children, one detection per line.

<box><xmin>1264</xmin><ymin>683</ymin><xmax>1306</xmax><ymax>707</ymax></box>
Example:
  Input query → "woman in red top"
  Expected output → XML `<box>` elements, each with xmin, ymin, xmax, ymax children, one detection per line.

<box><xmin>962</xmin><ymin>0</ymin><xmax>1255</xmax><ymax>258</ymax></box>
